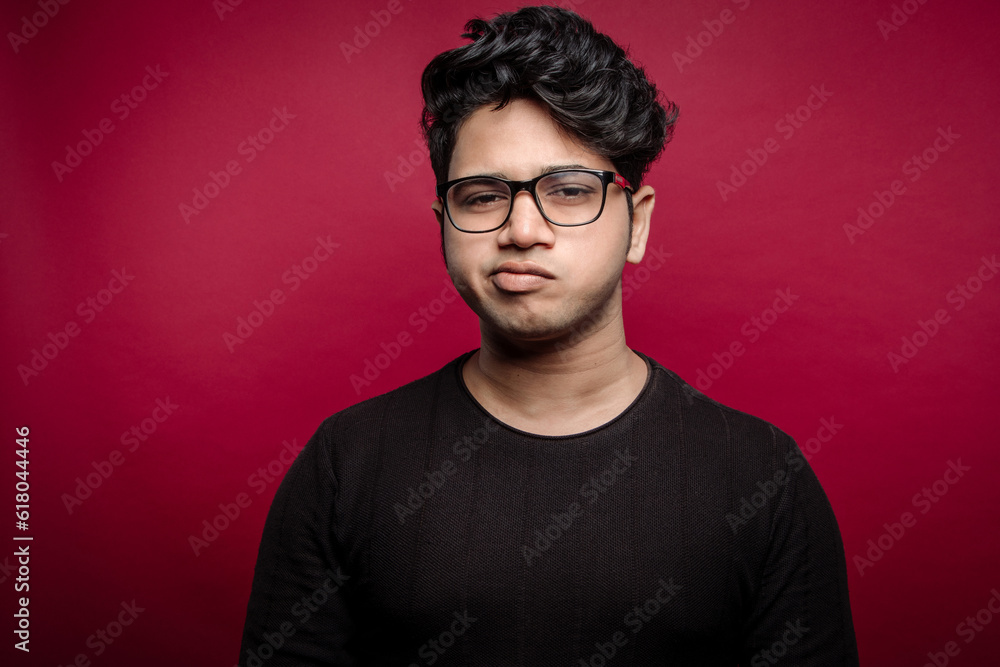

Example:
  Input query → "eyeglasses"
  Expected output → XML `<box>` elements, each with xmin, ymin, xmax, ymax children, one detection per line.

<box><xmin>436</xmin><ymin>169</ymin><xmax>633</xmax><ymax>233</ymax></box>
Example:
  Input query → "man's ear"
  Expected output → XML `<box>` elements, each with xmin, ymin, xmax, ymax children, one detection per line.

<box><xmin>432</xmin><ymin>199</ymin><xmax>448</xmax><ymax>266</ymax></box>
<box><xmin>431</xmin><ymin>199</ymin><xmax>446</xmax><ymax>229</ymax></box>
<box><xmin>626</xmin><ymin>185</ymin><xmax>655</xmax><ymax>265</ymax></box>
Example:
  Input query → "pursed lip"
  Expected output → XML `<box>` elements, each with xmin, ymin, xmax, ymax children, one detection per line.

<box><xmin>491</xmin><ymin>261</ymin><xmax>555</xmax><ymax>279</ymax></box>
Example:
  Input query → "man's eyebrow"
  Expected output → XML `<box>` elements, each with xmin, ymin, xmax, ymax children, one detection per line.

<box><xmin>541</xmin><ymin>163</ymin><xmax>589</xmax><ymax>174</ymax></box>
<box><xmin>467</xmin><ymin>164</ymin><xmax>592</xmax><ymax>180</ymax></box>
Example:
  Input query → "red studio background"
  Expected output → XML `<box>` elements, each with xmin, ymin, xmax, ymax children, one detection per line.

<box><xmin>1</xmin><ymin>0</ymin><xmax>998</xmax><ymax>664</ymax></box>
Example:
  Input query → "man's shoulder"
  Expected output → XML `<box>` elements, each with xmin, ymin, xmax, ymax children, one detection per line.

<box><xmin>313</xmin><ymin>350</ymin><xmax>470</xmax><ymax>444</ymax></box>
<box><xmin>641</xmin><ymin>352</ymin><xmax>797</xmax><ymax>456</ymax></box>
<box><xmin>641</xmin><ymin>353</ymin><xmax>812</xmax><ymax>513</ymax></box>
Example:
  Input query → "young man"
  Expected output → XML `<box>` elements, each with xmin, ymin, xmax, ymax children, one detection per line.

<box><xmin>240</xmin><ymin>6</ymin><xmax>859</xmax><ymax>665</ymax></box>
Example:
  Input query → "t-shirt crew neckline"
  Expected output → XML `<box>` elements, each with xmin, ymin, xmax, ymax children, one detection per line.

<box><xmin>454</xmin><ymin>348</ymin><xmax>656</xmax><ymax>441</ymax></box>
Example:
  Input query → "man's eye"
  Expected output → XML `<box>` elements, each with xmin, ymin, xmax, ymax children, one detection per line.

<box><xmin>451</xmin><ymin>179</ymin><xmax>510</xmax><ymax>210</ymax></box>
<box><xmin>551</xmin><ymin>186</ymin><xmax>590</xmax><ymax>197</ymax></box>
<box><xmin>545</xmin><ymin>184</ymin><xmax>597</xmax><ymax>201</ymax></box>
<box><xmin>466</xmin><ymin>192</ymin><xmax>506</xmax><ymax>206</ymax></box>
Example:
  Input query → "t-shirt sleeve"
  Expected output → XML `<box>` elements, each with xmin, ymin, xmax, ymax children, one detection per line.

<box><xmin>739</xmin><ymin>433</ymin><xmax>860</xmax><ymax>665</ymax></box>
<box><xmin>239</xmin><ymin>419</ymin><xmax>357</xmax><ymax>666</ymax></box>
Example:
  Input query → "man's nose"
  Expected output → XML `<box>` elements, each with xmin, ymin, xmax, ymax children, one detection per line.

<box><xmin>498</xmin><ymin>191</ymin><xmax>555</xmax><ymax>247</ymax></box>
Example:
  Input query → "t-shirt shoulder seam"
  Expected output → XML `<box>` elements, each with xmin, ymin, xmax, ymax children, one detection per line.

<box><xmin>647</xmin><ymin>357</ymin><xmax>793</xmax><ymax>438</ymax></box>
<box><xmin>321</xmin><ymin>353</ymin><xmax>464</xmax><ymax>423</ymax></box>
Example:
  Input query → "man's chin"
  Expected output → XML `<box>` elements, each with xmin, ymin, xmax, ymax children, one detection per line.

<box><xmin>479</xmin><ymin>313</ymin><xmax>609</xmax><ymax>351</ymax></box>
<box><xmin>473</xmin><ymin>283</ymin><xmax>622</xmax><ymax>350</ymax></box>
<box><xmin>480</xmin><ymin>316</ymin><xmax>563</xmax><ymax>343</ymax></box>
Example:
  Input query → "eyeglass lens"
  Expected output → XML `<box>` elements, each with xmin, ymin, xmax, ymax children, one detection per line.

<box><xmin>446</xmin><ymin>171</ymin><xmax>606</xmax><ymax>231</ymax></box>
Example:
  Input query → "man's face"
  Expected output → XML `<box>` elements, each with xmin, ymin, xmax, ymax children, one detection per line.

<box><xmin>432</xmin><ymin>98</ymin><xmax>653</xmax><ymax>345</ymax></box>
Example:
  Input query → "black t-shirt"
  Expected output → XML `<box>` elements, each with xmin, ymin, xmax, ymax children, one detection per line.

<box><xmin>239</xmin><ymin>350</ymin><xmax>859</xmax><ymax>665</ymax></box>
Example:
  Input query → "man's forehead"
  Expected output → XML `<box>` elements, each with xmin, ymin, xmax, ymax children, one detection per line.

<box><xmin>448</xmin><ymin>99</ymin><xmax>611</xmax><ymax>179</ymax></box>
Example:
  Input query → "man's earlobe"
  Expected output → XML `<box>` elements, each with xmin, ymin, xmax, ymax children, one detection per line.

<box><xmin>431</xmin><ymin>200</ymin><xmax>445</xmax><ymax>228</ymax></box>
<box><xmin>626</xmin><ymin>185</ymin><xmax>655</xmax><ymax>265</ymax></box>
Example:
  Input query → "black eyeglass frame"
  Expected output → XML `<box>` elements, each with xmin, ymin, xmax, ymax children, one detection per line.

<box><xmin>435</xmin><ymin>168</ymin><xmax>634</xmax><ymax>233</ymax></box>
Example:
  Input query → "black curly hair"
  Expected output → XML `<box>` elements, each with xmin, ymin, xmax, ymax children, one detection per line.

<box><xmin>421</xmin><ymin>5</ymin><xmax>678</xmax><ymax>206</ymax></box>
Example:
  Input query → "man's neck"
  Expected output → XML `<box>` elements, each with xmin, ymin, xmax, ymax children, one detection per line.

<box><xmin>461</xmin><ymin>315</ymin><xmax>649</xmax><ymax>436</ymax></box>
